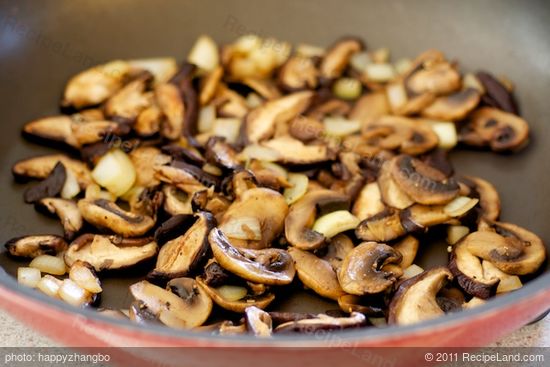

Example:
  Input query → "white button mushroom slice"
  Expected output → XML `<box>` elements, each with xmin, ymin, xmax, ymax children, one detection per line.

<box><xmin>5</xmin><ymin>235</ymin><xmax>67</xmax><ymax>258</ymax></box>
<box><xmin>352</xmin><ymin>182</ymin><xmax>385</xmax><ymax>220</ymax></box>
<box><xmin>245</xmin><ymin>306</ymin><xmax>273</xmax><ymax>337</ymax></box>
<box><xmin>36</xmin><ymin>198</ymin><xmax>83</xmax><ymax>240</ymax></box>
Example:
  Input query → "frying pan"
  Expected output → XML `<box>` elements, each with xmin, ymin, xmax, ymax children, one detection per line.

<box><xmin>0</xmin><ymin>0</ymin><xmax>549</xmax><ymax>365</ymax></box>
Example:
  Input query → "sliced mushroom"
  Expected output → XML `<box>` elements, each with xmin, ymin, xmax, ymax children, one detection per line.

<box><xmin>386</xmin><ymin>80</ymin><xmax>436</xmax><ymax>116</ymax></box>
<box><xmin>320</xmin><ymin>37</ymin><xmax>364</xmax><ymax>80</ymax></box>
<box><xmin>12</xmin><ymin>154</ymin><xmax>92</xmax><ymax>188</ymax></box>
<box><xmin>130</xmin><ymin>278</ymin><xmax>212</xmax><ymax>329</ymax></box>
<box><xmin>241</xmin><ymin>78</ymin><xmax>281</xmax><ymax>100</ymax></box>
<box><xmin>213</xmin><ymin>84</ymin><xmax>249</xmax><ymax>118</ymax></box>
<box><xmin>155</xmin><ymin>159</ymin><xmax>220</xmax><ymax>194</ymax></box>
<box><xmin>105</xmin><ymin>72</ymin><xmax>153</xmax><ymax>123</ymax></box>
<box><xmin>149</xmin><ymin>212</ymin><xmax>215</xmax><ymax>280</ymax></box>
<box><xmin>61</xmin><ymin>60</ymin><xmax>131</xmax><ymax>109</ymax></box>
<box><xmin>278</xmin><ymin>56</ymin><xmax>319</xmax><ymax>92</ymax></box>
<box><xmin>275</xmin><ymin>312</ymin><xmax>366</xmax><ymax>333</ymax></box>
<box><xmin>392</xmin><ymin>235</ymin><xmax>419</xmax><ymax>269</ymax></box>
<box><xmin>36</xmin><ymin>198</ymin><xmax>83</xmax><ymax>239</ymax></box>
<box><xmin>285</xmin><ymin>189</ymin><xmax>349</xmax><ymax>250</ymax></box>
<box><xmin>245</xmin><ymin>91</ymin><xmax>313</xmax><ymax>143</ymax></box>
<box><xmin>245</xmin><ymin>306</ymin><xmax>273</xmax><ymax>337</ymax></box>
<box><xmin>288</xmin><ymin>116</ymin><xmax>324</xmax><ymax>142</ymax></box>
<box><xmin>462</xmin><ymin>176</ymin><xmax>501</xmax><ymax>222</ymax></box>
<box><xmin>476</xmin><ymin>71</ymin><xmax>519</xmax><ymax>114</ymax></box>
<box><xmin>65</xmin><ymin>234</ymin><xmax>158</xmax><ymax>271</ymax></box>
<box><xmin>209</xmin><ymin>228</ymin><xmax>295</xmax><ymax>285</ymax></box>
<box><xmin>129</xmin><ymin>147</ymin><xmax>165</xmax><ymax>188</ymax></box>
<box><xmin>362</xmin><ymin>116</ymin><xmax>439</xmax><ymax>155</ymax></box>
<box><xmin>196</xmin><ymin>277</ymin><xmax>275</xmax><ymax>313</ymax></box>
<box><xmin>388</xmin><ymin>267</ymin><xmax>453</xmax><ymax>325</ymax></box>
<box><xmin>355</xmin><ymin>208</ymin><xmax>406</xmax><ymax>242</ymax></box>
<box><xmin>390</xmin><ymin>155</ymin><xmax>459</xmax><ymax>205</ymax></box>
<box><xmin>199</xmin><ymin>66</ymin><xmax>224</xmax><ymax>105</ymax></box>
<box><xmin>337</xmin><ymin>294</ymin><xmax>386</xmax><ymax>317</ymax></box>
<box><xmin>129</xmin><ymin>300</ymin><xmax>161</xmax><ymax>325</ymax></box>
<box><xmin>23</xmin><ymin>162</ymin><xmax>67</xmax><ymax>204</ymax></box>
<box><xmin>421</xmin><ymin>88</ymin><xmax>480</xmax><ymax>121</ymax></box>
<box><xmin>205</xmin><ymin>137</ymin><xmax>242</xmax><ymax>170</ymax></box>
<box><xmin>262</xmin><ymin>136</ymin><xmax>333</xmax><ymax>165</ymax></box>
<box><xmin>162</xmin><ymin>185</ymin><xmax>193</xmax><ymax>215</ymax></box>
<box><xmin>5</xmin><ymin>235</ymin><xmax>67</xmax><ymax>258</ymax></box>
<box><xmin>349</xmin><ymin>92</ymin><xmax>390</xmax><ymax>129</ymax></box>
<box><xmin>288</xmin><ymin>247</ymin><xmax>345</xmax><ymax>300</ymax></box>
<box><xmin>78</xmin><ymin>199</ymin><xmax>156</xmax><ymax>237</ymax></box>
<box><xmin>218</xmin><ymin>187</ymin><xmax>288</xmax><ymax>249</ymax></box>
<box><xmin>406</xmin><ymin>56</ymin><xmax>461</xmax><ymax>96</ymax></box>
<box><xmin>321</xmin><ymin>234</ymin><xmax>355</xmax><ymax>272</ymax></box>
<box><xmin>459</xmin><ymin>107</ymin><xmax>529</xmax><ymax>152</ymax></box>
<box><xmin>377</xmin><ymin>159</ymin><xmax>415</xmax><ymax>209</ymax></box>
<box><xmin>338</xmin><ymin>242</ymin><xmax>402</xmax><ymax>295</ymax></box>
<box><xmin>155</xmin><ymin>82</ymin><xmax>185</xmax><ymax>140</ymax></box>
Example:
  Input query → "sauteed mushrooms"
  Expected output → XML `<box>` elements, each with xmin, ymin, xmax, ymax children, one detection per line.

<box><xmin>5</xmin><ymin>34</ymin><xmax>546</xmax><ymax>335</ymax></box>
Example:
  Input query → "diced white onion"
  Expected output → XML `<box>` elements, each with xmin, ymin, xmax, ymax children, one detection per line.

<box><xmin>211</xmin><ymin>118</ymin><xmax>241</xmax><ymax>144</ymax></box>
<box><xmin>198</xmin><ymin>105</ymin><xmax>216</xmax><ymax>133</ymax></box>
<box><xmin>444</xmin><ymin>197</ymin><xmax>479</xmax><ymax>217</ymax></box>
<box><xmin>402</xmin><ymin>264</ymin><xmax>425</xmax><ymax>280</ymax></box>
<box><xmin>283</xmin><ymin>173</ymin><xmax>309</xmax><ymax>205</ymax></box>
<box><xmin>58</xmin><ymin>279</ymin><xmax>92</xmax><ymax>307</ymax></box>
<box><xmin>69</xmin><ymin>264</ymin><xmax>102</xmax><ymax>294</ymax></box>
<box><xmin>394</xmin><ymin>58</ymin><xmax>413</xmax><ymax>75</ymax></box>
<box><xmin>463</xmin><ymin>73</ymin><xmax>485</xmax><ymax>93</ymax></box>
<box><xmin>350</xmin><ymin>51</ymin><xmax>371</xmax><ymax>72</ymax></box>
<box><xmin>446</xmin><ymin>225</ymin><xmax>470</xmax><ymax>245</ymax></box>
<box><xmin>370</xmin><ymin>48</ymin><xmax>390</xmax><ymax>64</ymax></box>
<box><xmin>323</xmin><ymin>117</ymin><xmax>361</xmax><ymax>137</ymax></box>
<box><xmin>238</xmin><ymin>144</ymin><xmax>281</xmax><ymax>162</ymax></box>
<box><xmin>36</xmin><ymin>275</ymin><xmax>62</xmax><ymax>298</ymax></box>
<box><xmin>426</xmin><ymin>120</ymin><xmax>458</xmax><ymax>149</ymax></box>
<box><xmin>187</xmin><ymin>35</ymin><xmax>219</xmax><ymax>72</ymax></box>
<box><xmin>128</xmin><ymin>58</ymin><xmax>178</xmax><ymax>84</ymax></box>
<box><xmin>332</xmin><ymin>78</ymin><xmax>362</xmax><ymax>100</ymax></box>
<box><xmin>216</xmin><ymin>285</ymin><xmax>248</xmax><ymax>302</ymax></box>
<box><xmin>29</xmin><ymin>255</ymin><xmax>67</xmax><ymax>275</ymax></box>
<box><xmin>17</xmin><ymin>267</ymin><xmax>41</xmax><ymax>288</ymax></box>
<box><xmin>85</xmin><ymin>183</ymin><xmax>116</xmax><ymax>201</ymax></box>
<box><xmin>92</xmin><ymin>149</ymin><xmax>137</xmax><ymax>197</ymax></box>
<box><xmin>482</xmin><ymin>260</ymin><xmax>523</xmax><ymax>294</ymax></box>
<box><xmin>312</xmin><ymin>210</ymin><xmax>360</xmax><ymax>239</ymax></box>
<box><xmin>295</xmin><ymin>43</ymin><xmax>325</xmax><ymax>58</ymax></box>
<box><xmin>386</xmin><ymin>82</ymin><xmax>407</xmax><ymax>110</ymax></box>
<box><xmin>61</xmin><ymin>168</ymin><xmax>80</xmax><ymax>199</ymax></box>
<box><xmin>365</xmin><ymin>63</ymin><xmax>396</xmax><ymax>82</ymax></box>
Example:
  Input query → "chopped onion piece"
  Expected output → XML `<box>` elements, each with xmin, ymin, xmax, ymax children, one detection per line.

<box><xmin>283</xmin><ymin>173</ymin><xmax>309</xmax><ymax>205</ymax></box>
<box><xmin>29</xmin><ymin>255</ymin><xmax>67</xmax><ymax>275</ymax></box>
<box><xmin>260</xmin><ymin>161</ymin><xmax>288</xmax><ymax>178</ymax></box>
<box><xmin>482</xmin><ymin>260</ymin><xmax>523</xmax><ymax>294</ymax></box>
<box><xmin>216</xmin><ymin>285</ymin><xmax>248</xmax><ymax>302</ymax></box>
<box><xmin>444</xmin><ymin>197</ymin><xmax>479</xmax><ymax>217</ymax></box>
<box><xmin>61</xmin><ymin>168</ymin><xmax>80</xmax><ymax>199</ymax></box>
<box><xmin>350</xmin><ymin>51</ymin><xmax>371</xmax><ymax>72</ymax></box>
<box><xmin>312</xmin><ymin>210</ymin><xmax>360</xmax><ymax>239</ymax></box>
<box><xmin>370</xmin><ymin>48</ymin><xmax>390</xmax><ymax>64</ymax></box>
<box><xmin>426</xmin><ymin>120</ymin><xmax>458</xmax><ymax>149</ymax></box>
<box><xmin>368</xmin><ymin>317</ymin><xmax>387</xmax><ymax>327</ymax></box>
<box><xmin>295</xmin><ymin>43</ymin><xmax>325</xmax><ymax>58</ymax></box>
<box><xmin>219</xmin><ymin>216</ymin><xmax>262</xmax><ymax>241</ymax></box>
<box><xmin>198</xmin><ymin>105</ymin><xmax>216</xmax><ymax>133</ymax></box>
<box><xmin>402</xmin><ymin>264</ymin><xmax>425</xmax><ymax>280</ymax></box>
<box><xmin>246</xmin><ymin>93</ymin><xmax>264</xmax><ymax>109</ymax></box>
<box><xmin>85</xmin><ymin>183</ymin><xmax>116</xmax><ymax>201</ymax></box>
<box><xmin>187</xmin><ymin>35</ymin><xmax>219</xmax><ymax>72</ymax></box>
<box><xmin>36</xmin><ymin>275</ymin><xmax>62</xmax><ymax>298</ymax></box>
<box><xmin>394</xmin><ymin>58</ymin><xmax>413</xmax><ymax>75</ymax></box>
<box><xmin>446</xmin><ymin>225</ymin><xmax>470</xmax><ymax>245</ymax></box>
<box><xmin>69</xmin><ymin>263</ymin><xmax>102</xmax><ymax>294</ymax></box>
<box><xmin>211</xmin><ymin>118</ymin><xmax>241</xmax><ymax>144</ymax></box>
<box><xmin>238</xmin><ymin>144</ymin><xmax>281</xmax><ymax>162</ymax></box>
<box><xmin>365</xmin><ymin>63</ymin><xmax>396</xmax><ymax>82</ymax></box>
<box><xmin>92</xmin><ymin>149</ymin><xmax>136</xmax><ymax>197</ymax></box>
<box><xmin>128</xmin><ymin>58</ymin><xmax>178</xmax><ymax>84</ymax></box>
<box><xmin>332</xmin><ymin>78</ymin><xmax>362</xmax><ymax>100</ymax></box>
<box><xmin>463</xmin><ymin>73</ymin><xmax>485</xmax><ymax>93</ymax></box>
<box><xmin>17</xmin><ymin>267</ymin><xmax>41</xmax><ymax>288</ymax></box>
<box><xmin>59</xmin><ymin>279</ymin><xmax>92</xmax><ymax>307</ymax></box>
<box><xmin>386</xmin><ymin>82</ymin><xmax>407</xmax><ymax>110</ymax></box>
<box><xmin>323</xmin><ymin>117</ymin><xmax>361</xmax><ymax>137</ymax></box>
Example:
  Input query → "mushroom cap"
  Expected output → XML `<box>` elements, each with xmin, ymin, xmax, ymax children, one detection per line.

<box><xmin>421</xmin><ymin>88</ymin><xmax>480</xmax><ymax>121</ymax></box>
<box><xmin>5</xmin><ymin>235</ymin><xmax>67</xmax><ymax>258</ymax></box>
<box><xmin>320</xmin><ymin>37</ymin><xmax>364</xmax><ymax>80</ymax></box>
<box><xmin>388</xmin><ymin>267</ymin><xmax>453</xmax><ymax>325</ymax></box>
<box><xmin>275</xmin><ymin>312</ymin><xmax>366</xmax><ymax>333</ymax></box>
<box><xmin>338</xmin><ymin>241</ymin><xmax>403</xmax><ymax>295</ymax></box>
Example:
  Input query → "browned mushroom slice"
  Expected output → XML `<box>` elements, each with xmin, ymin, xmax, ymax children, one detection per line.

<box><xmin>406</xmin><ymin>57</ymin><xmax>461</xmax><ymax>96</ymax></box>
<box><xmin>130</xmin><ymin>278</ymin><xmax>212</xmax><ymax>329</ymax></box>
<box><xmin>105</xmin><ymin>72</ymin><xmax>153</xmax><ymax>123</ymax></box>
<box><xmin>363</xmin><ymin>116</ymin><xmax>439</xmax><ymax>155</ymax></box>
<box><xmin>5</xmin><ymin>235</ymin><xmax>67</xmax><ymax>258</ymax></box>
<box><xmin>61</xmin><ymin>60</ymin><xmax>131</xmax><ymax>109</ymax></box>
<box><xmin>388</xmin><ymin>267</ymin><xmax>453</xmax><ymax>325</ymax></box>
<box><xmin>155</xmin><ymin>82</ymin><xmax>184</xmax><ymax>140</ymax></box>
<box><xmin>218</xmin><ymin>187</ymin><xmax>288</xmax><ymax>249</ymax></box>
<box><xmin>275</xmin><ymin>312</ymin><xmax>366</xmax><ymax>333</ymax></box>
<box><xmin>241</xmin><ymin>78</ymin><xmax>281</xmax><ymax>100</ymax></box>
<box><xmin>392</xmin><ymin>235</ymin><xmax>419</xmax><ymax>269</ymax></box>
<box><xmin>23</xmin><ymin>162</ymin><xmax>67</xmax><ymax>204</ymax></box>
<box><xmin>262</xmin><ymin>137</ymin><xmax>333</xmax><ymax>165</ymax></box>
<box><xmin>463</xmin><ymin>176</ymin><xmax>501</xmax><ymax>222</ymax></box>
<box><xmin>245</xmin><ymin>91</ymin><xmax>313</xmax><ymax>143</ymax></box>
<box><xmin>476</xmin><ymin>71</ymin><xmax>519</xmax><ymax>114</ymax></box>
<box><xmin>377</xmin><ymin>159</ymin><xmax>414</xmax><ymax>209</ymax></box>
<box><xmin>355</xmin><ymin>209</ymin><xmax>406</xmax><ymax>242</ymax></box>
<box><xmin>288</xmin><ymin>247</ymin><xmax>345</xmax><ymax>300</ymax></box>
<box><xmin>155</xmin><ymin>159</ymin><xmax>219</xmax><ymax>194</ymax></box>
<box><xmin>149</xmin><ymin>212</ymin><xmax>215</xmax><ymax>280</ymax></box>
<box><xmin>129</xmin><ymin>147</ymin><xmax>166</xmax><ymax>188</ymax></box>
<box><xmin>386</xmin><ymin>80</ymin><xmax>436</xmax><ymax>116</ymax></box>
<box><xmin>421</xmin><ymin>88</ymin><xmax>481</xmax><ymax>121</ymax></box>
<box><xmin>162</xmin><ymin>185</ymin><xmax>193</xmax><ymax>216</ymax></box>
<box><xmin>349</xmin><ymin>92</ymin><xmax>390</xmax><ymax>129</ymax></box>
<box><xmin>285</xmin><ymin>189</ymin><xmax>349</xmax><ymax>250</ymax></box>
<box><xmin>134</xmin><ymin>103</ymin><xmax>163</xmax><ymax>137</ymax></box>
<box><xmin>352</xmin><ymin>182</ymin><xmax>385</xmax><ymax>221</ymax></box>
<box><xmin>245</xmin><ymin>306</ymin><xmax>273</xmax><ymax>337</ymax></box>
<box><xmin>78</xmin><ymin>199</ymin><xmax>156</xmax><ymax>237</ymax></box>
<box><xmin>459</xmin><ymin>107</ymin><xmax>529</xmax><ymax>152</ymax></box>
<box><xmin>213</xmin><ymin>84</ymin><xmax>249</xmax><ymax>118</ymax></box>
<box><xmin>205</xmin><ymin>137</ymin><xmax>242</xmax><ymax>170</ymax></box>
<box><xmin>65</xmin><ymin>234</ymin><xmax>158</xmax><ymax>271</ymax></box>
<box><xmin>36</xmin><ymin>198</ymin><xmax>83</xmax><ymax>239</ymax></box>
<box><xmin>321</xmin><ymin>234</ymin><xmax>355</xmax><ymax>272</ymax></box>
<box><xmin>337</xmin><ymin>294</ymin><xmax>386</xmax><ymax>317</ymax></box>
<box><xmin>278</xmin><ymin>56</ymin><xmax>319</xmax><ymax>92</ymax></box>
<box><xmin>319</xmin><ymin>37</ymin><xmax>364</xmax><ymax>80</ymax></box>
<box><xmin>12</xmin><ymin>154</ymin><xmax>92</xmax><ymax>188</ymax></box>
<box><xmin>247</xmin><ymin>160</ymin><xmax>291</xmax><ymax>191</ymax></box>
<box><xmin>199</xmin><ymin>66</ymin><xmax>224</xmax><ymax>105</ymax></box>
<box><xmin>338</xmin><ymin>242</ymin><xmax>402</xmax><ymax>295</ymax></box>
<box><xmin>390</xmin><ymin>155</ymin><xmax>459</xmax><ymax>205</ymax></box>
<box><xmin>209</xmin><ymin>228</ymin><xmax>295</xmax><ymax>286</ymax></box>
<box><xmin>129</xmin><ymin>300</ymin><xmax>161</xmax><ymax>325</ymax></box>
<box><xmin>288</xmin><ymin>116</ymin><xmax>324</xmax><ymax>142</ymax></box>
<box><xmin>196</xmin><ymin>277</ymin><xmax>275</xmax><ymax>313</ymax></box>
